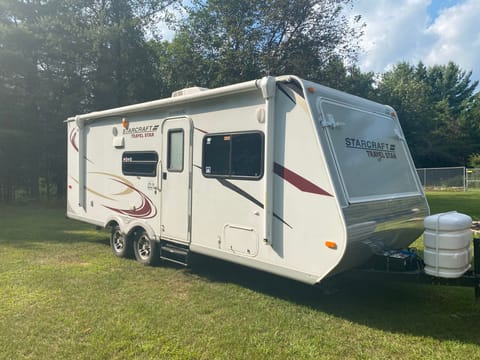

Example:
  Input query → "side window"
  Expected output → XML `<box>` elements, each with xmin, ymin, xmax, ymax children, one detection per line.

<box><xmin>167</xmin><ymin>129</ymin><xmax>184</xmax><ymax>172</ymax></box>
<box><xmin>203</xmin><ymin>135</ymin><xmax>230</xmax><ymax>176</ymax></box>
<box><xmin>231</xmin><ymin>133</ymin><xmax>263</xmax><ymax>177</ymax></box>
<box><xmin>122</xmin><ymin>151</ymin><xmax>158</xmax><ymax>177</ymax></box>
<box><xmin>202</xmin><ymin>132</ymin><xmax>263</xmax><ymax>179</ymax></box>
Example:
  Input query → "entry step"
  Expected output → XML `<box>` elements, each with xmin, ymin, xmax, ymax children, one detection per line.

<box><xmin>160</xmin><ymin>241</ymin><xmax>189</xmax><ymax>266</ymax></box>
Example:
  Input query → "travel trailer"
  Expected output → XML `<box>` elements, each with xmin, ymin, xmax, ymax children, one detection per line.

<box><xmin>66</xmin><ymin>75</ymin><xmax>430</xmax><ymax>285</ymax></box>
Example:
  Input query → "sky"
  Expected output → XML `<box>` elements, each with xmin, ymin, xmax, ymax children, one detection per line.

<box><xmin>348</xmin><ymin>0</ymin><xmax>480</xmax><ymax>84</ymax></box>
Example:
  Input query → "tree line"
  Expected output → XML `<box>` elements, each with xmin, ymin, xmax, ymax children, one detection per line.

<box><xmin>1</xmin><ymin>0</ymin><xmax>479</xmax><ymax>203</ymax></box>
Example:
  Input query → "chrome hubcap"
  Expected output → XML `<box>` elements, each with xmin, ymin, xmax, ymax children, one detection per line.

<box><xmin>113</xmin><ymin>231</ymin><xmax>124</xmax><ymax>251</ymax></box>
<box><xmin>137</xmin><ymin>235</ymin><xmax>151</xmax><ymax>259</ymax></box>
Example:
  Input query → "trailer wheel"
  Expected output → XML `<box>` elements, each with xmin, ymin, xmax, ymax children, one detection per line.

<box><xmin>133</xmin><ymin>231</ymin><xmax>159</xmax><ymax>266</ymax></box>
<box><xmin>110</xmin><ymin>225</ymin><xmax>132</xmax><ymax>258</ymax></box>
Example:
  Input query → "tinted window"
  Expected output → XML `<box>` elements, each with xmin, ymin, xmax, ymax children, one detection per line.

<box><xmin>122</xmin><ymin>151</ymin><xmax>158</xmax><ymax>177</ymax></box>
<box><xmin>203</xmin><ymin>135</ymin><xmax>230</xmax><ymax>176</ymax></box>
<box><xmin>203</xmin><ymin>132</ymin><xmax>263</xmax><ymax>179</ymax></box>
<box><xmin>231</xmin><ymin>134</ymin><xmax>262</xmax><ymax>176</ymax></box>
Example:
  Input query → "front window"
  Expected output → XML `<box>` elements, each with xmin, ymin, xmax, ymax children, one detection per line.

<box><xmin>319</xmin><ymin>101</ymin><xmax>421</xmax><ymax>202</ymax></box>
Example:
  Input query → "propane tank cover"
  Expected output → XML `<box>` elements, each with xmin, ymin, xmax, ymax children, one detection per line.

<box><xmin>423</xmin><ymin>212</ymin><xmax>472</xmax><ymax>279</ymax></box>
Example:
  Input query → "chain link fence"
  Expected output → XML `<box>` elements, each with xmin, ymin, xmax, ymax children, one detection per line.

<box><xmin>416</xmin><ymin>167</ymin><xmax>466</xmax><ymax>191</ymax></box>
<box><xmin>466</xmin><ymin>168</ymin><xmax>480</xmax><ymax>190</ymax></box>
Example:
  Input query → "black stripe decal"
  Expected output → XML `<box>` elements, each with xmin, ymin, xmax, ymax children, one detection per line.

<box><xmin>194</xmin><ymin>166</ymin><xmax>292</xmax><ymax>228</ymax></box>
<box><xmin>216</xmin><ymin>178</ymin><xmax>293</xmax><ymax>229</ymax></box>
<box><xmin>273</xmin><ymin>213</ymin><xmax>293</xmax><ymax>229</ymax></box>
<box><xmin>217</xmin><ymin>178</ymin><xmax>264</xmax><ymax>208</ymax></box>
<box><xmin>194</xmin><ymin>127</ymin><xmax>208</xmax><ymax>134</ymax></box>
<box><xmin>278</xmin><ymin>84</ymin><xmax>296</xmax><ymax>104</ymax></box>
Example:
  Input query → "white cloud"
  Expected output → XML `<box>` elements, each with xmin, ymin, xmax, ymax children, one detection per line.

<box><xmin>425</xmin><ymin>0</ymin><xmax>480</xmax><ymax>75</ymax></box>
<box><xmin>352</xmin><ymin>0</ymin><xmax>431</xmax><ymax>70</ymax></box>
<box><xmin>349</xmin><ymin>0</ymin><xmax>480</xmax><ymax>84</ymax></box>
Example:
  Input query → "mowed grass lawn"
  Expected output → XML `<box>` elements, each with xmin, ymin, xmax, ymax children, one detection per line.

<box><xmin>1</xmin><ymin>193</ymin><xmax>480</xmax><ymax>359</ymax></box>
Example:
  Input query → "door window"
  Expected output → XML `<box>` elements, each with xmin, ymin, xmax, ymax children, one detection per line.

<box><xmin>167</xmin><ymin>129</ymin><xmax>184</xmax><ymax>172</ymax></box>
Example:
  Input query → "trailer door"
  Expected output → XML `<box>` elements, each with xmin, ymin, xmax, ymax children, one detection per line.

<box><xmin>160</xmin><ymin>117</ymin><xmax>192</xmax><ymax>243</ymax></box>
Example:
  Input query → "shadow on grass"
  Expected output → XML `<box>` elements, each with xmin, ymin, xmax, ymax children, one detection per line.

<box><xmin>0</xmin><ymin>211</ymin><xmax>110</xmax><ymax>248</ymax></box>
<box><xmin>186</xmin><ymin>254</ymin><xmax>480</xmax><ymax>346</ymax></box>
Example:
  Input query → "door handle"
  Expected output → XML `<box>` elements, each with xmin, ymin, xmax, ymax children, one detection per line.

<box><xmin>162</xmin><ymin>172</ymin><xmax>167</xmax><ymax>180</ymax></box>
<box><xmin>156</xmin><ymin>161</ymin><xmax>162</xmax><ymax>191</ymax></box>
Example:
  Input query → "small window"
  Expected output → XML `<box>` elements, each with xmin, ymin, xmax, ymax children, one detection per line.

<box><xmin>122</xmin><ymin>151</ymin><xmax>158</xmax><ymax>177</ymax></box>
<box><xmin>167</xmin><ymin>129</ymin><xmax>184</xmax><ymax>172</ymax></box>
<box><xmin>203</xmin><ymin>132</ymin><xmax>263</xmax><ymax>179</ymax></box>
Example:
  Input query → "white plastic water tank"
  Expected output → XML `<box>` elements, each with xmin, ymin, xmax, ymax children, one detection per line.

<box><xmin>423</xmin><ymin>212</ymin><xmax>472</xmax><ymax>278</ymax></box>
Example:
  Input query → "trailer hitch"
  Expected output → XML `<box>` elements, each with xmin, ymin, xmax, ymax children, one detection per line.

<box><xmin>428</xmin><ymin>238</ymin><xmax>480</xmax><ymax>301</ymax></box>
<box><xmin>474</xmin><ymin>238</ymin><xmax>480</xmax><ymax>300</ymax></box>
<box><xmin>359</xmin><ymin>238</ymin><xmax>480</xmax><ymax>301</ymax></box>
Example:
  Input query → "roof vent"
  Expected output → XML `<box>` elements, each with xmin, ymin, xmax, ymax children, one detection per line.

<box><xmin>171</xmin><ymin>86</ymin><xmax>209</xmax><ymax>98</ymax></box>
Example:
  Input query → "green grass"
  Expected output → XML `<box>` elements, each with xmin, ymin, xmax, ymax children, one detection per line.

<box><xmin>1</xmin><ymin>196</ymin><xmax>480</xmax><ymax>359</ymax></box>
<box><xmin>426</xmin><ymin>190</ymin><xmax>480</xmax><ymax>220</ymax></box>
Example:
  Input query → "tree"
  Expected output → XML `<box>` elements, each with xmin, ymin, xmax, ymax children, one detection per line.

<box><xmin>425</xmin><ymin>62</ymin><xmax>478</xmax><ymax>116</ymax></box>
<box><xmin>0</xmin><ymin>0</ymin><xmax>46</xmax><ymax>201</ymax></box>
<box><xmin>316</xmin><ymin>57</ymin><xmax>375</xmax><ymax>99</ymax></box>
<box><xmin>376</xmin><ymin>62</ymin><xmax>480</xmax><ymax>167</ymax></box>
<box><xmin>460</xmin><ymin>92</ymin><xmax>480</xmax><ymax>164</ymax></box>
<box><xmin>424</xmin><ymin>63</ymin><xmax>479</xmax><ymax>166</ymax></box>
<box><xmin>376</xmin><ymin>63</ymin><xmax>434</xmax><ymax>166</ymax></box>
<box><xmin>163</xmin><ymin>0</ymin><xmax>364</xmax><ymax>88</ymax></box>
<box><xmin>87</xmin><ymin>0</ymin><xmax>164</xmax><ymax>109</ymax></box>
<box><xmin>149</xmin><ymin>32</ymin><xmax>208</xmax><ymax>96</ymax></box>
<box><xmin>0</xmin><ymin>0</ymin><xmax>175</xmax><ymax>202</ymax></box>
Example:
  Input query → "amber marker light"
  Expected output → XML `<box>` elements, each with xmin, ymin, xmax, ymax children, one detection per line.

<box><xmin>122</xmin><ymin>118</ymin><xmax>128</xmax><ymax>129</ymax></box>
<box><xmin>325</xmin><ymin>241</ymin><xmax>337</xmax><ymax>249</ymax></box>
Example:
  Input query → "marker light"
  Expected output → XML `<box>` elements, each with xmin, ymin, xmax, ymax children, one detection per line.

<box><xmin>122</xmin><ymin>118</ymin><xmax>128</xmax><ymax>129</ymax></box>
<box><xmin>325</xmin><ymin>241</ymin><xmax>337</xmax><ymax>249</ymax></box>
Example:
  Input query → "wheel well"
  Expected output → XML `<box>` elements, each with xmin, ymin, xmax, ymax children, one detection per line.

<box><xmin>127</xmin><ymin>226</ymin><xmax>146</xmax><ymax>240</ymax></box>
<box><xmin>106</xmin><ymin>220</ymin><xmax>119</xmax><ymax>230</ymax></box>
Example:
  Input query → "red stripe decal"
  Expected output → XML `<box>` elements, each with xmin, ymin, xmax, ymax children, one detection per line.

<box><xmin>70</xmin><ymin>128</ymin><xmax>79</xmax><ymax>151</ymax></box>
<box><xmin>273</xmin><ymin>163</ymin><xmax>333</xmax><ymax>197</ymax></box>
<box><xmin>70</xmin><ymin>127</ymin><xmax>94</xmax><ymax>164</ymax></box>
<box><xmin>103</xmin><ymin>178</ymin><xmax>157</xmax><ymax>218</ymax></box>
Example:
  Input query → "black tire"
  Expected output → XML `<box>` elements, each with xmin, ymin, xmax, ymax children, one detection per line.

<box><xmin>110</xmin><ymin>225</ymin><xmax>133</xmax><ymax>258</ymax></box>
<box><xmin>133</xmin><ymin>230</ymin><xmax>159</xmax><ymax>266</ymax></box>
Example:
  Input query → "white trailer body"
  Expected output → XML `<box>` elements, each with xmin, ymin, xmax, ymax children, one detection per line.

<box><xmin>66</xmin><ymin>75</ymin><xmax>429</xmax><ymax>284</ymax></box>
